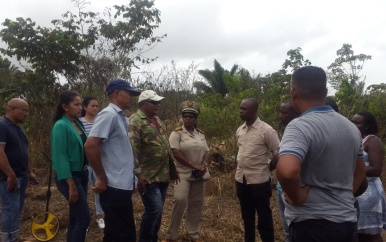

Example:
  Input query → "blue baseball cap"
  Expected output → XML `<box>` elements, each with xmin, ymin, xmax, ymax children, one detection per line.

<box><xmin>106</xmin><ymin>79</ymin><xmax>141</xmax><ymax>96</ymax></box>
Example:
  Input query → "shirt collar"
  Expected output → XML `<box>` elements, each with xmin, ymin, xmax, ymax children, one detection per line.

<box><xmin>2</xmin><ymin>115</ymin><xmax>19</xmax><ymax>127</ymax></box>
<box><xmin>108</xmin><ymin>103</ymin><xmax>124</xmax><ymax>113</ymax></box>
<box><xmin>300</xmin><ymin>105</ymin><xmax>334</xmax><ymax>117</ymax></box>
<box><xmin>242</xmin><ymin>117</ymin><xmax>260</xmax><ymax>129</ymax></box>
<box><xmin>137</xmin><ymin>109</ymin><xmax>160</xmax><ymax>121</ymax></box>
<box><xmin>182</xmin><ymin>125</ymin><xmax>197</xmax><ymax>134</ymax></box>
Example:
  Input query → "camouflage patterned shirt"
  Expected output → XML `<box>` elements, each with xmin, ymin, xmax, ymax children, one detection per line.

<box><xmin>129</xmin><ymin>109</ymin><xmax>178</xmax><ymax>182</ymax></box>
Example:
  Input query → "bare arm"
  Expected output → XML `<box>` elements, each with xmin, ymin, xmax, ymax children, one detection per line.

<box><xmin>364</xmin><ymin>137</ymin><xmax>384</xmax><ymax>177</ymax></box>
<box><xmin>85</xmin><ymin>137</ymin><xmax>107</xmax><ymax>193</ymax></box>
<box><xmin>0</xmin><ymin>144</ymin><xmax>17</xmax><ymax>192</ymax></box>
<box><xmin>276</xmin><ymin>154</ymin><xmax>309</xmax><ymax>206</ymax></box>
<box><xmin>269</xmin><ymin>149</ymin><xmax>279</xmax><ymax>171</ymax></box>
<box><xmin>201</xmin><ymin>151</ymin><xmax>210</xmax><ymax>166</ymax></box>
<box><xmin>28</xmin><ymin>166</ymin><xmax>39</xmax><ymax>185</ymax></box>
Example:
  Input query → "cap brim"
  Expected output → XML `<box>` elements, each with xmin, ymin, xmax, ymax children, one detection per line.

<box><xmin>126</xmin><ymin>88</ymin><xmax>141</xmax><ymax>96</ymax></box>
<box><xmin>152</xmin><ymin>96</ymin><xmax>164</xmax><ymax>101</ymax></box>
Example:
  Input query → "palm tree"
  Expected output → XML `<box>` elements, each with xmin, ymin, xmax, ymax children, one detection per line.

<box><xmin>193</xmin><ymin>59</ymin><xmax>238</xmax><ymax>96</ymax></box>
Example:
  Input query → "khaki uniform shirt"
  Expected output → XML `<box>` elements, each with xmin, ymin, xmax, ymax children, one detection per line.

<box><xmin>235</xmin><ymin>118</ymin><xmax>280</xmax><ymax>184</ymax></box>
<box><xmin>129</xmin><ymin>109</ymin><xmax>178</xmax><ymax>182</ymax></box>
<box><xmin>169</xmin><ymin>126</ymin><xmax>209</xmax><ymax>181</ymax></box>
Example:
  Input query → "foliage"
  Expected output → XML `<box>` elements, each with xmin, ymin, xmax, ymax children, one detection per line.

<box><xmin>335</xmin><ymin>78</ymin><xmax>366</xmax><ymax>118</ymax></box>
<box><xmin>327</xmin><ymin>43</ymin><xmax>371</xmax><ymax>91</ymax></box>
<box><xmin>282</xmin><ymin>47</ymin><xmax>312</xmax><ymax>73</ymax></box>
<box><xmin>0</xmin><ymin>0</ymin><xmax>165</xmax><ymax>167</ymax></box>
<box><xmin>0</xmin><ymin>0</ymin><xmax>165</xmax><ymax>92</ymax></box>
<box><xmin>194</xmin><ymin>59</ymin><xmax>239</xmax><ymax>96</ymax></box>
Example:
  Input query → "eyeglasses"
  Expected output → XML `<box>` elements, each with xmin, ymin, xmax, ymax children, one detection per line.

<box><xmin>146</xmin><ymin>100</ymin><xmax>161</xmax><ymax>105</ymax></box>
<box><xmin>182</xmin><ymin>115</ymin><xmax>196</xmax><ymax>119</ymax></box>
<box><xmin>10</xmin><ymin>106</ymin><xmax>29</xmax><ymax>114</ymax></box>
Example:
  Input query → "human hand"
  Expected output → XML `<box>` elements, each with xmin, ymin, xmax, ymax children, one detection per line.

<box><xmin>284</xmin><ymin>185</ymin><xmax>311</xmax><ymax>207</ymax></box>
<box><xmin>193</xmin><ymin>164</ymin><xmax>206</xmax><ymax>178</ymax></box>
<box><xmin>29</xmin><ymin>172</ymin><xmax>39</xmax><ymax>185</ymax></box>
<box><xmin>68</xmin><ymin>186</ymin><xmax>79</xmax><ymax>204</ymax></box>
<box><xmin>7</xmin><ymin>174</ymin><xmax>17</xmax><ymax>192</ymax></box>
<box><xmin>171</xmin><ymin>178</ymin><xmax>180</xmax><ymax>185</ymax></box>
<box><xmin>136</xmin><ymin>174</ymin><xmax>150</xmax><ymax>195</ymax></box>
<box><xmin>91</xmin><ymin>177</ymin><xmax>107</xmax><ymax>194</ymax></box>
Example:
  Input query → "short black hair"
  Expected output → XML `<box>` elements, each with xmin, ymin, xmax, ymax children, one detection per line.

<box><xmin>243</xmin><ymin>98</ymin><xmax>259</xmax><ymax>111</ymax></box>
<box><xmin>356</xmin><ymin>111</ymin><xmax>378</xmax><ymax>135</ymax></box>
<box><xmin>325</xmin><ymin>96</ymin><xmax>339</xmax><ymax>113</ymax></box>
<box><xmin>292</xmin><ymin>66</ymin><xmax>327</xmax><ymax>100</ymax></box>
<box><xmin>281</xmin><ymin>99</ymin><xmax>296</xmax><ymax>113</ymax></box>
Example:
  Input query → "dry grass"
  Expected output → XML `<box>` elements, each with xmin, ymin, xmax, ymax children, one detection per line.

<box><xmin>17</xmin><ymin>166</ymin><xmax>386</xmax><ymax>242</ymax></box>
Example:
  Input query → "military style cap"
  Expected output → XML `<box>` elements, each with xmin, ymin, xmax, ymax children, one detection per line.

<box><xmin>179</xmin><ymin>101</ymin><xmax>200</xmax><ymax>115</ymax></box>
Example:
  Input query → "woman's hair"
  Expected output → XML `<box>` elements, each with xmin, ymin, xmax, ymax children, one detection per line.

<box><xmin>357</xmin><ymin>111</ymin><xmax>378</xmax><ymax>135</ymax></box>
<box><xmin>53</xmin><ymin>91</ymin><xmax>80</xmax><ymax>123</ymax></box>
<box><xmin>81</xmin><ymin>96</ymin><xmax>97</xmax><ymax>117</ymax></box>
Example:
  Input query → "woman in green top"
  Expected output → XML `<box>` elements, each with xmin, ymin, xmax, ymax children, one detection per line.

<box><xmin>51</xmin><ymin>91</ymin><xmax>90</xmax><ymax>242</ymax></box>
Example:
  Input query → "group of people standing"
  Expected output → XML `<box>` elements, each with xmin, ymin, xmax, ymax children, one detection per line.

<box><xmin>1</xmin><ymin>66</ymin><xmax>386</xmax><ymax>242</ymax></box>
<box><xmin>50</xmin><ymin>79</ymin><xmax>210</xmax><ymax>242</ymax></box>
<box><xmin>236</xmin><ymin>66</ymin><xmax>386</xmax><ymax>242</ymax></box>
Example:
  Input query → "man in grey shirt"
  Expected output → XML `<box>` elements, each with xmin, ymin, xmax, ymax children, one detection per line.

<box><xmin>85</xmin><ymin>79</ymin><xmax>140</xmax><ymax>242</ymax></box>
<box><xmin>276</xmin><ymin>66</ymin><xmax>367</xmax><ymax>242</ymax></box>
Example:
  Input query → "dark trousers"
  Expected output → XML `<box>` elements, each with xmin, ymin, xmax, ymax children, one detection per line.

<box><xmin>236</xmin><ymin>177</ymin><xmax>274</xmax><ymax>242</ymax></box>
<box><xmin>289</xmin><ymin>219</ymin><xmax>356</xmax><ymax>242</ymax></box>
<box><xmin>100</xmin><ymin>187</ymin><xmax>135</xmax><ymax>242</ymax></box>
<box><xmin>139</xmin><ymin>182</ymin><xmax>169</xmax><ymax>242</ymax></box>
<box><xmin>55</xmin><ymin>170</ymin><xmax>91</xmax><ymax>242</ymax></box>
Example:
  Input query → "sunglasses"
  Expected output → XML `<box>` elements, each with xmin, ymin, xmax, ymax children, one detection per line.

<box><xmin>146</xmin><ymin>100</ymin><xmax>161</xmax><ymax>105</ymax></box>
<box><xmin>182</xmin><ymin>115</ymin><xmax>196</xmax><ymax>119</ymax></box>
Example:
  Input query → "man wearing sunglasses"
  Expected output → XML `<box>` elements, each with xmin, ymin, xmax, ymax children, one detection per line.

<box><xmin>129</xmin><ymin>90</ymin><xmax>179</xmax><ymax>242</ymax></box>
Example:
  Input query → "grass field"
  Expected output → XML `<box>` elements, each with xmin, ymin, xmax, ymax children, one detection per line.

<box><xmin>18</xmin><ymin>166</ymin><xmax>386</xmax><ymax>242</ymax></box>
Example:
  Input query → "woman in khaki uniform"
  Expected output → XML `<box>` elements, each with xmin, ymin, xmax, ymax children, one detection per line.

<box><xmin>162</xmin><ymin>101</ymin><xmax>210</xmax><ymax>242</ymax></box>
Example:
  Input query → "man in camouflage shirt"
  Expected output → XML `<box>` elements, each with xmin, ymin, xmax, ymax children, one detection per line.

<box><xmin>129</xmin><ymin>90</ymin><xmax>179</xmax><ymax>242</ymax></box>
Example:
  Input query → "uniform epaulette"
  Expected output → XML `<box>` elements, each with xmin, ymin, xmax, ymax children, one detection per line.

<box><xmin>197</xmin><ymin>128</ymin><xmax>205</xmax><ymax>134</ymax></box>
<box><xmin>174</xmin><ymin>126</ymin><xmax>183</xmax><ymax>131</ymax></box>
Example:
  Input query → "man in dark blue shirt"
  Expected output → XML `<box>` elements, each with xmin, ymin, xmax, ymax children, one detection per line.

<box><xmin>0</xmin><ymin>98</ymin><xmax>38</xmax><ymax>242</ymax></box>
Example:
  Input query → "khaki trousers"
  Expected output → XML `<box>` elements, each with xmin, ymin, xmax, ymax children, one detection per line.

<box><xmin>166</xmin><ymin>179</ymin><xmax>205</xmax><ymax>240</ymax></box>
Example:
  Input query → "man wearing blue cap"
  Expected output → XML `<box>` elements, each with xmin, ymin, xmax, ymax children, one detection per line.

<box><xmin>85</xmin><ymin>79</ymin><xmax>141</xmax><ymax>242</ymax></box>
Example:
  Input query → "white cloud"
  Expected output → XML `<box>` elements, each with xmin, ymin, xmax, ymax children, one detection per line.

<box><xmin>1</xmin><ymin>0</ymin><xmax>385</xmax><ymax>86</ymax></box>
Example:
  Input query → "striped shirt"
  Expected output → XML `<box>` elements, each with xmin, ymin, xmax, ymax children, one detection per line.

<box><xmin>79</xmin><ymin>117</ymin><xmax>93</xmax><ymax>135</ymax></box>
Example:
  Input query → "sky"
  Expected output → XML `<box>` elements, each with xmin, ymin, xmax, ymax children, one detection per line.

<box><xmin>1</xmin><ymin>0</ymin><xmax>386</xmax><ymax>90</ymax></box>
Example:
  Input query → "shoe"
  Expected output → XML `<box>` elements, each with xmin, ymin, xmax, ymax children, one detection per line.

<box><xmin>96</xmin><ymin>218</ymin><xmax>105</xmax><ymax>229</ymax></box>
<box><xmin>190</xmin><ymin>239</ymin><xmax>201</xmax><ymax>242</ymax></box>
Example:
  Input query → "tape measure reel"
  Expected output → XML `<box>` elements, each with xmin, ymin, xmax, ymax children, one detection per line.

<box><xmin>31</xmin><ymin>212</ymin><xmax>59</xmax><ymax>241</ymax></box>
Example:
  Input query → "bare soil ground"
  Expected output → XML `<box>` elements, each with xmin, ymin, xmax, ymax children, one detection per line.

<box><xmin>16</xmin><ymin>166</ymin><xmax>386</xmax><ymax>242</ymax></box>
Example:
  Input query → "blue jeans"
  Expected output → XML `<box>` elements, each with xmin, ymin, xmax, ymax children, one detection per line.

<box><xmin>0</xmin><ymin>175</ymin><xmax>28</xmax><ymax>242</ymax></box>
<box><xmin>277</xmin><ymin>188</ymin><xmax>291</xmax><ymax>242</ymax></box>
<box><xmin>55</xmin><ymin>170</ymin><xmax>90</xmax><ymax>242</ymax></box>
<box><xmin>87</xmin><ymin>165</ymin><xmax>104</xmax><ymax>216</ymax></box>
<box><xmin>139</xmin><ymin>182</ymin><xmax>169</xmax><ymax>242</ymax></box>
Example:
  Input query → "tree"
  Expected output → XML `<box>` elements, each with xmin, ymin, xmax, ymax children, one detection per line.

<box><xmin>0</xmin><ymin>0</ymin><xmax>165</xmax><ymax>167</ymax></box>
<box><xmin>193</xmin><ymin>59</ymin><xmax>238</xmax><ymax>96</ymax></box>
<box><xmin>0</xmin><ymin>0</ymin><xmax>165</xmax><ymax>92</ymax></box>
<box><xmin>327</xmin><ymin>43</ymin><xmax>371</xmax><ymax>91</ymax></box>
<box><xmin>282</xmin><ymin>47</ymin><xmax>311</xmax><ymax>73</ymax></box>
